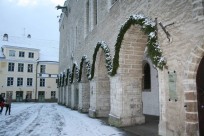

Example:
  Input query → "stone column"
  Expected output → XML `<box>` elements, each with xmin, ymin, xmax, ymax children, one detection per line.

<box><xmin>78</xmin><ymin>82</ymin><xmax>90</xmax><ymax>113</ymax></box>
<box><xmin>89</xmin><ymin>78</ymin><xmax>110</xmax><ymax>118</ymax></box>
<box><xmin>109</xmin><ymin>74</ymin><xmax>145</xmax><ymax>127</ymax></box>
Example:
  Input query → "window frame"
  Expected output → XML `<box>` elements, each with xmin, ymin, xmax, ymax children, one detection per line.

<box><xmin>17</xmin><ymin>77</ymin><xmax>23</xmax><ymax>86</ymax></box>
<box><xmin>8</xmin><ymin>62</ymin><xmax>15</xmax><ymax>72</ymax></box>
<box><xmin>27</xmin><ymin>64</ymin><xmax>33</xmax><ymax>73</ymax></box>
<box><xmin>51</xmin><ymin>91</ymin><xmax>56</xmax><ymax>99</ymax></box>
<box><xmin>18</xmin><ymin>63</ymin><xmax>24</xmax><ymax>72</ymax></box>
<box><xmin>28</xmin><ymin>52</ymin><xmax>34</xmax><ymax>58</ymax></box>
<box><xmin>7</xmin><ymin>77</ymin><xmax>14</xmax><ymax>86</ymax></box>
<box><xmin>40</xmin><ymin>65</ymin><xmax>46</xmax><ymax>73</ymax></box>
<box><xmin>40</xmin><ymin>78</ymin><xmax>45</xmax><ymax>87</ymax></box>
<box><xmin>19</xmin><ymin>51</ymin><xmax>25</xmax><ymax>57</ymax></box>
<box><xmin>9</xmin><ymin>50</ymin><xmax>15</xmax><ymax>57</ymax></box>
<box><xmin>27</xmin><ymin>78</ymin><xmax>33</xmax><ymax>86</ymax></box>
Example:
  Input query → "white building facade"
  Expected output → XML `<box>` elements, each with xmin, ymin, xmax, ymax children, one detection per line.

<box><xmin>57</xmin><ymin>0</ymin><xmax>204</xmax><ymax>135</ymax></box>
<box><xmin>0</xmin><ymin>34</ymin><xmax>59</xmax><ymax>102</ymax></box>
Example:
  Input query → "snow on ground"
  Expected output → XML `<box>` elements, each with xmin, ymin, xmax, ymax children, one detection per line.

<box><xmin>0</xmin><ymin>103</ymin><xmax>125</xmax><ymax>136</ymax></box>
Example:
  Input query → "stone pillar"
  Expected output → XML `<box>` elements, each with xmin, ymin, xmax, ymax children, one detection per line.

<box><xmin>71</xmin><ymin>83</ymin><xmax>79</xmax><ymax>110</ymax></box>
<box><xmin>78</xmin><ymin>82</ymin><xmax>90</xmax><ymax>113</ymax></box>
<box><xmin>109</xmin><ymin>75</ymin><xmax>145</xmax><ymax>127</ymax></box>
<box><xmin>89</xmin><ymin>78</ymin><xmax>110</xmax><ymax>118</ymax></box>
<box><xmin>58</xmin><ymin>87</ymin><xmax>60</xmax><ymax>103</ymax></box>
<box><xmin>68</xmin><ymin>85</ymin><xmax>72</xmax><ymax>108</ymax></box>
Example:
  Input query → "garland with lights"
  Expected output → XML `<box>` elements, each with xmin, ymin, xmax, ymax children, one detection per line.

<box><xmin>58</xmin><ymin>14</ymin><xmax>166</xmax><ymax>85</ymax></box>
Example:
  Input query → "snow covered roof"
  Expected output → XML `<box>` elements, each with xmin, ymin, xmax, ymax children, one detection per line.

<box><xmin>0</xmin><ymin>34</ymin><xmax>59</xmax><ymax>61</ymax></box>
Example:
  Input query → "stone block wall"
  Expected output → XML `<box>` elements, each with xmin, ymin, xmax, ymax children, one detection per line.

<box><xmin>58</xmin><ymin>0</ymin><xmax>204</xmax><ymax>135</ymax></box>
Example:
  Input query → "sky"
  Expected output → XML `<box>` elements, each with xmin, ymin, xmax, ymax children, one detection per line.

<box><xmin>0</xmin><ymin>103</ymin><xmax>127</xmax><ymax>136</ymax></box>
<box><xmin>0</xmin><ymin>0</ymin><xmax>65</xmax><ymax>41</ymax></box>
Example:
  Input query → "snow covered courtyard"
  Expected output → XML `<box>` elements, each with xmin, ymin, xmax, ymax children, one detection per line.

<box><xmin>0</xmin><ymin>103</ymin><xmax>126</xmax><ymax>136</ymax></box>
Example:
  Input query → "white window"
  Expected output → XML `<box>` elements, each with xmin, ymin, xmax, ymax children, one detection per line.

<box><xmin>27</xmin><ymin>64</ymin><xmax>33</xmax><ymax>72</ymax></box>
<box><xmin>40</xmin><ymin>78</ymin><xmax>45</xmax><ymax>87</ymax></box>
<box><xmin>17</xmin><ymin>78</ymin><xmax>23</xmax><ymax>86</ymax></box>
<box><xmin>19</xmin><ymin>51</ymin><xmax>25</xmax><ymax>57</ymax></box>
<box><xmin>27</xmin><ymin>78</ymin><xmax>33</xmax><ymax>86</ymax></box>
<box><xmin>51</xmin><ymin>91</ymin><xmax>56</xmax><ymax>99</ymax></box>
<box><xmin>28</xmin><ymin>52</ymin><xmax>34</xmax><ymax>58</ymax></box>
<box><xmin>7</xmin><ymin>77</ymin><xmax>14</xmax><ymax>86</ymax></box>
<box><xmin>9</xmin><ymin>50</ymin><xmax>15</xmax><ymax>57</ymax></box>
<box><xmin>18</xmin><ymin>63</ymin><xmax>24</xmax><ymax>72</ymax></box>
<box><xmin>8</xmin><ymin>62</ymin><xmax>15</xmax><ymax>72</ymax></box>
<box><xmin>40</xmin><ymin>65</ymin><xmax>46</xmax><ymax>73</ymax></box>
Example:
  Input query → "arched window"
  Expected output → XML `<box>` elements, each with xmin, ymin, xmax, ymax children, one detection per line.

<box><xmin>143</xmin><ymin>62</ymin><xmax>151</xmax><ymax>90</ymax></box>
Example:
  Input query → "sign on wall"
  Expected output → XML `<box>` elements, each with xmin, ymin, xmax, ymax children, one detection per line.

<box><xmin>168</xmin><ymin>71</ymin><xmax>177</xmax><ymax>101</ymax></box>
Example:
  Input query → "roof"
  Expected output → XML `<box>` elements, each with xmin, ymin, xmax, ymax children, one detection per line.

<box><xmin>0</xmin><ymin>34</ymin><xmax>59</xmax><ymax>61</ymax></box>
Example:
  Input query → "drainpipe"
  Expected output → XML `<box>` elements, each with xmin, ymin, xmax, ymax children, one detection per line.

<box><xmin>35</xmin><ymin>61</ymin><xmax>39</xmax><ymax>102</ymax></box>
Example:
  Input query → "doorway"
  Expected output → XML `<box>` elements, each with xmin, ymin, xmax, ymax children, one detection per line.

<box><xmin>196</xmin><ymin>56</ymin><xmax>204</xmax><ymax>136</ymax></box>
<box><xmin>38</xmin><ymin>91</ymin><xmax>45</xmax><ymax>102</ymax></box>
<box><xmin>16</xmin><ymin>91</ymin><xmax>23</xmax><ymax>102</ymax></box>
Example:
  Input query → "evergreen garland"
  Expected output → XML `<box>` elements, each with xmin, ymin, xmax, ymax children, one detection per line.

<box><xmin>70</xmin><ymin>62</ymin><xmax>79</xmax><ymax>83</ymax></box>
<box><xmin>59</xmin><ymin>14</ymin><xmax>166</xmax><ymax>85</ymax></box>
<box><xmin>111</xmin><ymin>14</ymin><xmax>166</xmax><ymax>76</ymax></box>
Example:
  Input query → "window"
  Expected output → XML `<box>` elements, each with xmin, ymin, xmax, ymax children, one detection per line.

<box><xmin>143</xmin><ymin>63</ymin><xmax>151</xmax><ymax>90</ymax></box>
<box><xmin>40</xmin><ymin>65</ymin><xmax>46</xmax><ymax>73</ymax></box>
<box><xmin>40</xmin><ymin>78</ymin><xmax>45</xmax><ymax>87</ymax></box>
<box><xmin>8</xmin><ymin>62</ymin><xmax>15</xmax><ymax>72</ymax></box>
<box><xmin>86</xmin><ymin>0</ymin><xmax>90</xmax><ymax>34</ymax></box>
<box><xmin>9</xmin><ymin>50</ymin><xmax>15</xmax><ymax>57</ymax></box>
<box><xmin>18</xmin><ymin>63</ymin><xmax>24</xmax><ymax>72</ymax></box>
<box><xmin>93</xmin><ymin>0</ymin><xmax>97</xmax><ymax>26</ymax></box>
<box><xmin>17</xmin><ymin>78</ymin><xmax>23</xmax><ymax>86</ymax></box>
<box><xmin>51</xmin><ymin>91</ymin><xmax>56</xmax><ymax>99</ymax></box>
<box><xmin>27</xmin><ymin>64</ymin><xmax>33</xmax><ymax>72</ymax></box>
<box><xmin>28</xmin><ymin>52</ymin><xmax>34</xmax><ymax>58</ymax></box>
<box><xmin>19</xmin><ymin>51</ymin><xmax>25</xmax><ymax>57</ymax></box>
<box><xmin>7</xmin><ymin>77</ymin><xmax>14</xmax><ymax>86</ymax></box>
<box><xmin>27</xmin><ymin>78</ymin><xmax>33</xmax><ymax>86</ymax></box>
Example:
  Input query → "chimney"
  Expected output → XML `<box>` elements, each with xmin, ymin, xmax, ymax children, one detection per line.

<box><xmin>27</xmin><ymin>34</ymin><xmax>31</xmax><ymax>38</ymax></box>
<box><xmin>3</xmin><ymin>33</ymin><xmax>8</xmax><ymax>41</ymax></box>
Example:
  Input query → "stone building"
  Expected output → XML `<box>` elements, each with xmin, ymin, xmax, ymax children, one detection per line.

<box><xmin>57</xmin><ymin>0</ymin><xmax>204</xmax><ymax>135</ymax></box>
<box><xmin>0</xmin><ymin>34</ymin><xmax>59</xmax><ymax>102</ymax></box>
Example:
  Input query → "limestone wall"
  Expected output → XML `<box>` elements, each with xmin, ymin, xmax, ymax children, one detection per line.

<box><xmin>58</xmin><ymin>0</ymin><xmax>204</xmax><ymax>135</ymax></box>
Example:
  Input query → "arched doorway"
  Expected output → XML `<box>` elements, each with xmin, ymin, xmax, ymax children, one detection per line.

<box><xmin>142</xmin><ymin>58</ymin><xmax>159</xmax><ymax>116</ymax></box>
<box><xmin>196</xmin><ymin>56</ymin><xmax>204</xmax><ymax>136</ymax></box>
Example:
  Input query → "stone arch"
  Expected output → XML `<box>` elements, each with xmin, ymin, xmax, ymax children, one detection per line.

<box><xmin>109</xmin><ymin>24</ymin><xmax>147</xmax><ymax>126</ymax></box>
<box><xmin>183</xmin><ymin>42</ymin><xmax>204</xmax><ymax>135</ymax></box>
<box><xmin>89</xmin><ymin>48</ymin><xmax>111</xmax><ymax>117</ymax></box>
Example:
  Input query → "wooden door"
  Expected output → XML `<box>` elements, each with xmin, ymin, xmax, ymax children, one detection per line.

<box><xmin>38</xmin><ymin>91</ymin><xmax>45</xmax><ymax>102</ymax></box>
<box><xmin>196</xmin><ymin>57</ymin><xmax>204</xmax><ymax>136</ymax></box>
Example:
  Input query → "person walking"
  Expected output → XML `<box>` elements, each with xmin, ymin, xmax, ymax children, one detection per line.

<box><xmin>0</xmin><ymin>94</ymin><xmax>5</xmax><ymax>114</ymax></box>
<box><xmin>5</xmin><ymin>96</ymin><xmax>12</xmax><ymax>115</ymax></box>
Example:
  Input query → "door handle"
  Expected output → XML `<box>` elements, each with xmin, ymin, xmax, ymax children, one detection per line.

<box><xmin>201</xmin><ymin>105</ymin><xmax>204</xmax><ymax>109</ymax></box>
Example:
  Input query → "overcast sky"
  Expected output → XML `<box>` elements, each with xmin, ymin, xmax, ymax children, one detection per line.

<box><xmin>0</xmin><ymin>0</ymin><xmax>65</xmax><ymax>41</ymax></box>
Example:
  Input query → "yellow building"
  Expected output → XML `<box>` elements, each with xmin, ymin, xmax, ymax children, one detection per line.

<box><xmin>0</xmin><ymin>34</ymin><xmax>59</xmax><ymax>102</ymax></box>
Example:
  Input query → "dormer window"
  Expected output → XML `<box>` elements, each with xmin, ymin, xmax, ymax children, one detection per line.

<box><xmin>28</xmin><ymin>52</ymin><xmax>34</xmax><ymax>58</ymax></box>
<box><xmin>3</xmin><ymin>33</ymin><xmax>8</xmax><ymax>41</ymax></box>
<box><xmin>9</xmin><ymin>50</ymin><xmax>15</xmax><ymax>57</ymax></box>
